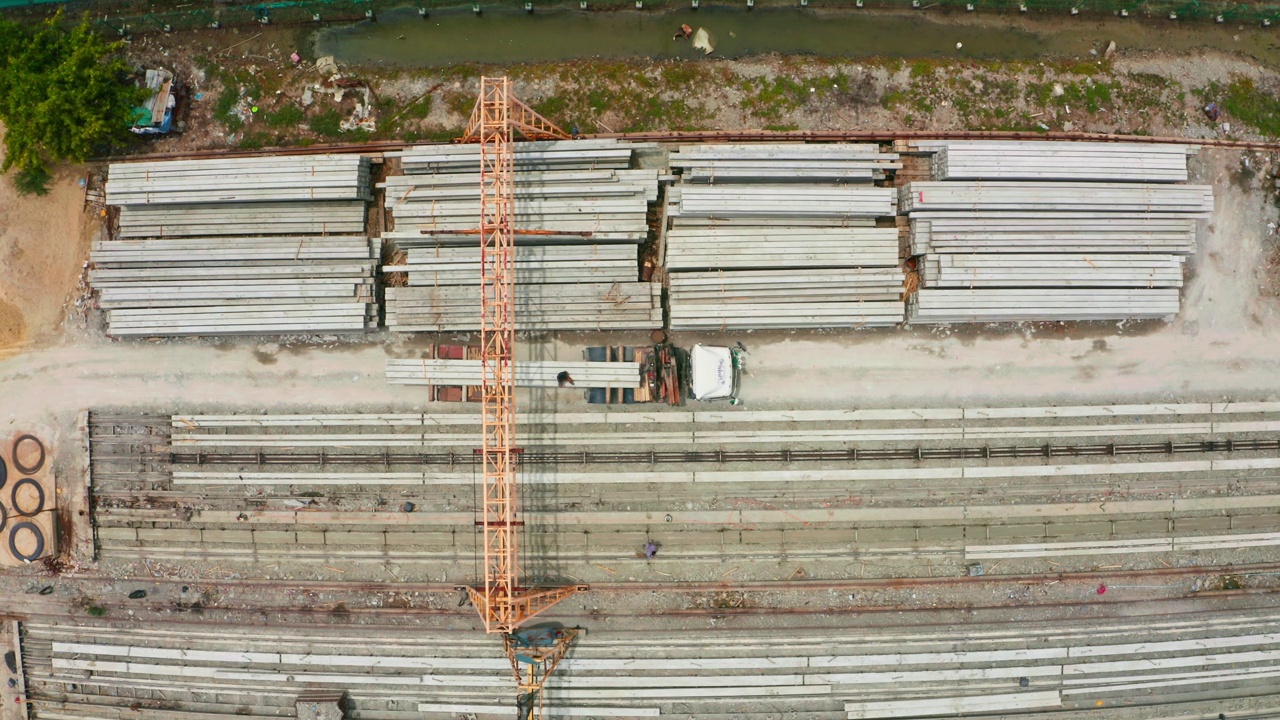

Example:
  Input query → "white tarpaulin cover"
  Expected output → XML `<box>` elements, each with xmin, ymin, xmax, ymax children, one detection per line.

<box><xmin>690</xmin><ymin>344</ymin><xmax>734</xmax><ymax>400</ymax></box>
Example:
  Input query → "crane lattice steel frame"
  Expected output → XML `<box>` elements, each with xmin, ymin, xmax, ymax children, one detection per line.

<box><xmin>460</xmin><ymin>77</ymin><xmax>586</xmax><ymax>638</ymax></box>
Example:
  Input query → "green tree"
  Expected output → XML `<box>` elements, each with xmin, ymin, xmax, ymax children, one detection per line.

<box><xmin>0</xmin><ymin>13</ymin><xmax>148</xmax><ymax>193</ymax></box>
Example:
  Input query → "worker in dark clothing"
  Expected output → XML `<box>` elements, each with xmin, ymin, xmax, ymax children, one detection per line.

<box><xmin>557</xmin><ymin>371</ymin><xmax>575</xmax><ymax>387</ymax></box>
<box><xmin>516</xmin><ymin>692</ymin><xmax>535</xmax><ymax>720</ymax></box>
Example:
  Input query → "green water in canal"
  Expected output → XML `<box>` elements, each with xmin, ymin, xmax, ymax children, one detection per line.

<box><xmin>316</xmin><ymin>5</ymin><xmax>1280</xmax><ymax>66</ymax></box>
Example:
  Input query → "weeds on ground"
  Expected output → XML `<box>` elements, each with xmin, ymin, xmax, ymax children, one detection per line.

<box><xmin>309</xmin><ymin>110</ymin><xmax>344</xmax><ymax>137</ymax></box>
<box><xmin>1222</xmin><ymin>77</ymin><xmax>1280</xmax><ymax>137</ymax></box>
<box><xmin>213</xmin><ymin>86</ymin><xmax>244</xmax><ymax>133</ymax></box>
<box><xmin>261</xmin><ymin>104</ymin><xmax>306</xmax><ymax>128</ymax></box>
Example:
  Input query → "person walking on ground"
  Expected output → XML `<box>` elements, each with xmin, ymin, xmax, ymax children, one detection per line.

<box><xmin>644</xmin><ymin>541</ymin><xmax>659</xmax><ymax>559</ymax></box>
<box><xmin>557</xmin><ymin>371</ymin><xmax>575</xmax><ymax>387</ymax></box>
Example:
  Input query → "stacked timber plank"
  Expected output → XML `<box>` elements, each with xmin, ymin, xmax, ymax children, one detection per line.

<box><xmin>666</xmin><ymin>144</ymin><xmax>904</xmax><ymax>330</ymax></box>
<box><xmin>902</xmin><ymin>141</ymin><xmax>1211</xmax><ymax>324</ymax></box>
<box><xmin>382</xmin><ymin>139</ymin><xmax>660</xmax><ymax>332</ymax></box>
<box><xmin>918</xmin><ymin>139</ymin><xmax>1192</xmax><ymax>182</ymax></box>
<box><xmin>89</xmin><ymin>236</ymin><xmax>379</xmax><ymax>336</ymax></box>
<box><xmin>99</xmin><ymin>154</ymin><xmax>376</xmax><ymax>336</ymax></box>
<box><xmin>385</xmin><ymin>359</ymin><xmax>641</xmax><ymax>388</ymax></box>
<box><xmin>108</xmin><ymin>155</ymin><xmax>372</xmax><ymax>238</ymax></box>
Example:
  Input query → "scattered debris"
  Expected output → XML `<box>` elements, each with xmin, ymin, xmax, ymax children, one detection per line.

<box><xmin>315</xmin><ymin>55</ymin><xmax>339</xmax><ymax>76</ymax></box>
<box><xmin>692</xmin><ymin>27</ymin><xmax>714</xmax><ymax>55</ymax></box>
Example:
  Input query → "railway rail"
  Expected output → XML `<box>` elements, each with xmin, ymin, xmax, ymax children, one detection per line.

<box><xmin>8</xmin><ymin>566</ymin><xmax>1280</xmax><ymax>628</ymax></box>
<box><xmin>57</xmin><ymin>560</ymin><xmax>1280</xmax><ymax>595</ymax></box>
<box><xmin>86</xmin><ymin>412</ymin><xmax>1280</xmax><ymax>467</ymax></box>
<box><xmin>93</xmin><ymin>129</ymin><xmax>1280</xmax><ymax>164</ymax></box>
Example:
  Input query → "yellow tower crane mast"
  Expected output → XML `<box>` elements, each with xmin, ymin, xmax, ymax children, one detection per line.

<box><xmin>458</xmin><ymin>76</ymin><xmax>587</xmax><ymax>719</ymax></box>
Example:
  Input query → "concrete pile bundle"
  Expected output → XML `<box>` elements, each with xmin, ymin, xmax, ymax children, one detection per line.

<box><xmin>667</xmin><ymin>228</ymin><xmax>898</xmax><ymax>271</ymax></box>
<box><xmin>908</xmin><ymin>288</ymin><xmax>1183</xmax><ymax>323</ymax></box>
<box><xmin>381</xmin><ymin>139</ymin><xmax>660</xmax><ymax>332</ymax></box>
<box><xmin>672</xmin><ymin>184</ymin><xmax>897</xmax><ymax>220</ymax></box>
<box><xmin>88</xmin><ymin>236</ymin><xmax>379</xmax><ymax>337</ymax></box>
<box><xmin>903</xmin><ymin>142</ymin><xmax>1211</xmax><ymax>324</ymax></box>
<box><xmin>917</xmin><ymin>140</ymin><xmax>1193</xmax><ymax>182</ymax></box>
<box><xmin>670</xmin><ymin>143</ymin><xmax>901</xmax><ymax>183</ymax></box>
<box><xmin>385</xmin><ymin>245</ymin><xmax>637</xmax><ymax>286</ymax></box>
<box><xmin>108</xmin><ymin>155</ymin><xmax>373</xmax><ymax>238</ymax></box>
<box><xmin>393</xmin><ymin>138</ymin><xmax>638</xmax><ymax>173</ymax></box>
<box><xmin>385</xmin><ymin>359</ymin><xmax>641</xmax><ymax>388</ymax></box>
<box><xmin>919</xmin><ymin>254</ymin><xmax>1188</xmax><ymax>288</ymax></box>
<box><xmin>666</xmin><ymin>144</ymin><xmax>904</xmax><ymax>330</ymax></box>
<box><xmin>385</xmin><ymin>282</ymin><xmax>661</xmax><ymax>332</ymax></box>
<box><xmin>99</xmin><ymin>154</ymin><xmax>377</xmax><ymax>336</ymax></box>
<box><xmin>899</xmin><ymin>181</ymin><xmax>1213</xmax><ymax>214</ymax></box>
<box><xmin>116</xmin><ymin>201</ymin><xmax>368</xmax><ymax>239</ymax></box>
<box><xmin>909</xmin><ymin>213</ymin><xmax>1198</xmax><ymax>255</ymax></box>
<box><xmin>383</xmin><ymin>139</ymin><xmax>656</xmax><ymax>245</ymax></box>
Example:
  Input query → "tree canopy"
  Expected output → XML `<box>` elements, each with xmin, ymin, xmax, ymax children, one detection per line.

<box><xmin>0</xmin><ymin>13</ymin><xmax>147</xmax><ymax>189</ymax></box>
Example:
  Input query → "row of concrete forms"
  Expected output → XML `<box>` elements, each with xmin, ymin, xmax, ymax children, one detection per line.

<box><xmin>22</xmin><ymin>401</ymin><xmax>1280</xmax><ymax>718</ymax></box>
<box><xmin>97</xmin><ymin>138</ymin><xmax>1212</xmax><ymax>337</ymax></box>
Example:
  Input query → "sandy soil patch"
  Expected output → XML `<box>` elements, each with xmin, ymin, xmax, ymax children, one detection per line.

<box><xmin>0</xmin><ymin>125</ymin><xmax>96</xmax><ymax>350</ymax></box>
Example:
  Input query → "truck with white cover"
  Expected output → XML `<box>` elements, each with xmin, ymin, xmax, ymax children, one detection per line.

<box><xmin>687</xmin><ymin>344</ymin><xmax>744</xmax><ymax>402</ymax></box>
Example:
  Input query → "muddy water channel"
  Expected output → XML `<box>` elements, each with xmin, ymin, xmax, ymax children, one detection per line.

<box><xmin>316</xmin><ymin>5</ymin><xmax>1280</xmax><ymax>66</ymax></box>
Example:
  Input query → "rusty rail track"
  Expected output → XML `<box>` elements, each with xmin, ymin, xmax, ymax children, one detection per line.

<box><xmin>93</xmin><ymin>130</ymin><xmax>1280</xmax><ymax>164</ymax></box>
<box><xmin>7</xmin><ymin>577</ymin><xmax>1279</xmax><ymax>629</ymax></box>
<box><xmin>160</xmin><ymin>438</ymin><xmax>1280</xmax><ymax>467</ymax></box>
<box><xmin>60</xmin><ymin>560</ymin><xmax>1280</xmax><ymax>595</ymax></box>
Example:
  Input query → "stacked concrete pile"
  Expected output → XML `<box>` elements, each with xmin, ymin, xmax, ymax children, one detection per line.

<box><xmin>99</xmin><ymin>155</ymin><xmax>376</xmax><ymax>336</ymax></box>
<box><xmin>903</xmin><ymin>141</ymin><xmax>1210</xmax><ymax>324</ymax></box>
<box><xmin>108</xmin><ymin>155</ymin><xmax>371</xmax><ymax>238</ymax></box>
<box><xmin>925</xmin><ymin>139</ymin><xmax>1191</xmax><ymax>182</ymax></box>
<box><xmin>381</xmin><ymin>139</ymin><xmax>661</xmax><ymax>332</ymax></box>
<box><xmin>26</xmin><ymin>610</ymin><xmax>1280</xmax><ymax>720</ymax></box>
<box><xmin>385</xmin><ymin>281</ymin><xmax>661</xmax><ymax>332</ymax></box>
<box><xmin>88</xmin><ymin>236</ymin><xmax>379</xmax><ymax>337</ymax></box>
<box><xmin>382</xmin><ymin>139</ymin><xmax>653</xmax><ymax>245</ymax></box>
<box><xmin>385</xmin><ymin>359</ymin><xmax>641</xmax><ymax>388</ymax></box>
<box><xmin>666</xmin><ymin>144</ymin><xmax>905</xmax><ymax>330</ymax></box>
